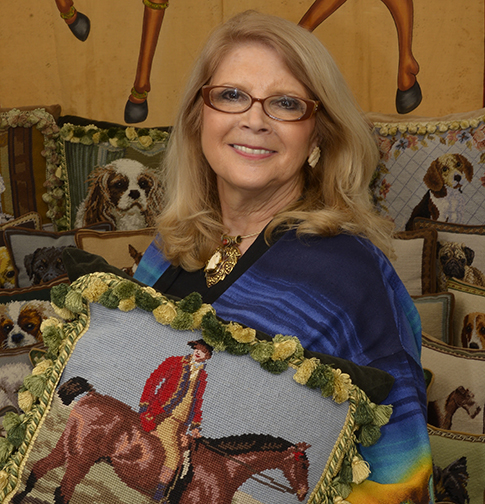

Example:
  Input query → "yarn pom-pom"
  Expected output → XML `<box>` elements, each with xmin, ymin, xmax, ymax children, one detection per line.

<box><xmin>352</xmin><ymin>456</ymin><xmax>371</xmax><ymax>484</ymax></box>
<box><xmin>293</xmin><ymin>358</ymin><xmax>319</xmax><ymax>385</ymax></box>
<box><xmin>178</xmin><ymin>292</ymin><xmax>203</xmax><ymax>314</ymax></box>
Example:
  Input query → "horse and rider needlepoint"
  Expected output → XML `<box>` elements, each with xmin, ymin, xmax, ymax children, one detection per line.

<box><xmin>1</xmin><ymin>272</ymin><xmax>391</xmax><ymax>504</ymax></box>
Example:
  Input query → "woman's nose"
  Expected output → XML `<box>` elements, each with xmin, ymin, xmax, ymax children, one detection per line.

<box><xmin>240</xmin><ymin>102</ymin><xmax>271</xmax><ymax>132</ymax></box>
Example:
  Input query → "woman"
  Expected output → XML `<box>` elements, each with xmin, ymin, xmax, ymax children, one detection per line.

<box><xmin>135</xmin><ymin>10</ymin><xmax>433</xmax><ymax>503</ymax></box>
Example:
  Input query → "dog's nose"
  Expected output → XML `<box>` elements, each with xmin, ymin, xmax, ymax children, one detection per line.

<box><xmin>129</xmin><ymin>190</ymin><xmax>140</xmax><ymax>200</ymax></box>
<box><xmin>469</xmin><ymin>342</ymin><xmax>480</xmax><ymax>349</ymax></box>
<box><xmin>454</xmin><ymin>174</ymin><xmax>462</xmax><ymax>182</ymax></box>
<box><xmin>11</xmin><ymin>333</ymin><xmax>24</xmax><ymax>345</ymax></box>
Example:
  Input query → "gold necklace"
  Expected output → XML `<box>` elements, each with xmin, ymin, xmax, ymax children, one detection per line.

<box><xmin>204</xmin><ymin>231</ymin><xmax>260</xmax><ymax>287</ymax></box>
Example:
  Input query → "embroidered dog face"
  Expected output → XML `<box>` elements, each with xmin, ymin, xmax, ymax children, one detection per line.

<box><xmin>0</xmin><ymin>300</ymin><xmax>58</xmax><ymax>349</ymax></box>
<box><xmin>424</xmin><ymin>153</ymin><xmax>473</xmax><ymax>196</ymax></box>
<box><xmin>75</xmin><ymin>158</ymin><xmax>164</xmax><ymax>230</ymax></box>
<box><xmin>0</xmin><ymin>246</ymin><xmax>16</xmax><ymax>289</ymax></box>
<box><xmin>24</xmin><ymin>246</ymin><xmax>67</xmax><ymax>286</ymax></box>
<box><xmin>461</xmin><ymin>312</ymin><xmax>485</xmax><ymax>349</ymax></box>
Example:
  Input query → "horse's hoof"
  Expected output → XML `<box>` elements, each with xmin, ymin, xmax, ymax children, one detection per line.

<box><xmin>125</xmin><ymin>99</ymin><xmax>149</xmax><ymax>124</ymax></box>
<box><xmin>68</xmin><ymin>12</ymin><xmax>90</xmax><ymax>42</ymax></box>
<box><xmin>395</xmin><ymin>80</ymin><xmax>422</xmax><ymax>115</ymax></box>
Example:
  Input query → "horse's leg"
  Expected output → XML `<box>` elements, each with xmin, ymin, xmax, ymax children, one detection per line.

<box><xmin>380</xmin><ymin>0</ymin><xmax>421</xmax><ymax>113</ymax></box>
<box><xmin>54</xmin><ymin>0</ymin><xmax>90</xmax><ymax>42</ymax></box>
<box><xmin>124</xmin><ymin>0</ymin><xmax>169</xmax><ymax>123</ymax></box>
<box><xmin>54</xmin><ymin>458</ymin><xmax>97</xmax><ymax>504</ymax></box>
<box><xmin>298</xmin><ymin>0</ymin><xmax>348</xmax><ymax>31</ymax></box>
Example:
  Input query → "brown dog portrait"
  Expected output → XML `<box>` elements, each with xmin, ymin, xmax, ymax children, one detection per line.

<box><xmin>406</xmin><ymin>153</ymin><xmax>474</xmax><ymax>230</ymax></box>
<box><xmin>437</xmin><ymin>240</ymin><xmax>485</xmax><ymax>291</ymax></box>
<box><xmin>461</xmin><ymin>312</ymin><xmax>485</xmax><ymax>349</ymax></box>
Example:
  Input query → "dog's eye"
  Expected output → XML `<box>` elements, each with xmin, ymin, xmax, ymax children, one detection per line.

<box><xmin>466</xmin><ymin>324</ymin><xmax>473</xmax><ymax>334</ymax></box>
<box><xmin>139</xmin><ymin>178</ymin><xmax>151</xmax><ymax>189</ymax></box>
<box><xmin>480</xmin><ymin>327</ymin><xmax>485</xmax><ymax>335</ymax></box>
<box><xmin>6</xmin><ymin>271</ymin><xmax>15</xmax><ymax>278</ymax></box>
<box><xmin>3</xmin><ymin>324</ymin><xmax>13</xmax><ymax>333</ymax></box>
<box><xmin>24</xmin><ymin>323</ymin><xmax>35</xmax><ymax>331</ymax></box>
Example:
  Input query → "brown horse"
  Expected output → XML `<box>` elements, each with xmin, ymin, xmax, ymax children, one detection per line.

<box><xmin>13</xmin><ymin>377</ymin><xmax>310</xmax><ymax>504</ymax></box>
<box><xmin>428</xmin><ymin>385</ymin><xmax>481</xmax><ymax>431</ymax></box>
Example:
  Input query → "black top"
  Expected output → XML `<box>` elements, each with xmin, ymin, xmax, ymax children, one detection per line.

<box><xmin>153</xmin><ymin>229</ymin><xmax>284</xmax><ymax>304</ymax></box>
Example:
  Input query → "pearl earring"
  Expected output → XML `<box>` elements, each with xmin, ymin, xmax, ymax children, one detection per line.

<box><xmin>308</xmin><ymin>146</ymin><xmax>321</xmax><ymax>168</ymax></box>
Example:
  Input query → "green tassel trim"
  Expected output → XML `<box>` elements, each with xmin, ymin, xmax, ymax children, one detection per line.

<box><xmin>3</xmin><ymin>272</ymin><xmax>393</xmax><ymax>504</ymax></box>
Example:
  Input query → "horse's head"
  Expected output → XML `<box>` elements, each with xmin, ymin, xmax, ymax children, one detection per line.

<box><xmin>282</xmin><ymin>442</ymin><xmax>311</xmax><ymax>501</ymax></box>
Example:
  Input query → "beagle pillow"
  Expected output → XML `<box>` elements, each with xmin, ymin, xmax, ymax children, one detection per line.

<box><xmin>368</xmin><ymin>108</ymin><xmax>485</xmax><ymax>232</ymax></box>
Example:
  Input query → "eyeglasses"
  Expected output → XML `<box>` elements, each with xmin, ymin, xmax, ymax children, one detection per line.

<box><xmin>201</xmin><ymin>85</ymin><xmax>319</xmax><ymax>122</ymax></box>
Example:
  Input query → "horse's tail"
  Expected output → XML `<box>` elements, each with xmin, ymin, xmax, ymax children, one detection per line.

<box><xmin>57</xmin><ymin>376</ymin><xmax>94</xmax><ymax>405</ymax></box>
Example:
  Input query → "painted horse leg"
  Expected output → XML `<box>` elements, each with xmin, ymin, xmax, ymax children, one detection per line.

<box><xmin>54</xmin><ymin>0</ymin><xmax>90</xmax><ymax>42</ymax></box>
<box><xmin>298</xmin><ymin>0</ymin><xmax>348</xmax><ymax>31</ymax></box>
<box><xmin>125</xmin><ymin>0</ymin><xmax>169</xmax><ymax>123</ymax></box>
<box><xmin>380</xmin><ymin>0</ymin><xmax>421</xmax><ymax>113</ymax></box>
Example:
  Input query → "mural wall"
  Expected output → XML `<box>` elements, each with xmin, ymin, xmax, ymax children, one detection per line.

<box><xmin>0</xmin><ymin>0</ymin><xmax>483</xmax><ymax>127</ymax></box>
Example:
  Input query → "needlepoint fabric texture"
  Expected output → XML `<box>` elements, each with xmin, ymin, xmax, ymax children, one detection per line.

<box><xmin>1</xmin><ymin>273</ymin><xmax>392</xmax><ymax>504</ymax></box>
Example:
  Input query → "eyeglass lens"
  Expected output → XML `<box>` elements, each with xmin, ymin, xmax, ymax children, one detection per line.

<box><xmin>208</xmin><ymin>87</ymin><xmax>309</xmax><ymax>121</ymax></box>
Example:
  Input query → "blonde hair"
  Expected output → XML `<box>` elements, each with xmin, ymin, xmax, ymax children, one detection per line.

<box><xmin>157</xmin><ymin>10</ymin><xmax>394</xmax><ymax>271</ymax></box>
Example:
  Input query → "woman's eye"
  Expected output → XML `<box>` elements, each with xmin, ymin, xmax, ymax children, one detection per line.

<box><xmin>273</xmin><ymin>96</ymin><xmax>303</xmax><ymax>111</ymax></box>
<box><xmin>219</xmin><ymin>88</ymin><xmax>245</xmax><ymax>102</ymax></box>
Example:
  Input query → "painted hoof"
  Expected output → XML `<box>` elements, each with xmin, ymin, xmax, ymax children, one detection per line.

<box><xmin>125</xmin><ymin>99</ymin><xmax>149</xmax><ymax>124</ymax></box>
<box><xmin>395</xmin><ymin>80</ymin><xmax>422</xmax><ymax>115</ymax></box>
<box><xmin>69</xmin><ymin>12</ymin><xmax>91</xmax><ymax>42</ymax></box>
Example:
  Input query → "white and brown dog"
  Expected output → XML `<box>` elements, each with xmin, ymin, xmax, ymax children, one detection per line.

<box><xmin>0</xmin><ymin>300</ymin><xmax>59</xmax><ymax>349</ymax></box>
<box><xmin>0</xmin><ymin>246</ymin><xmax>16</xmax><ymax>289</ymax></box>
<box><xmin>461</xmin><ymin>312</ymin><xmax>485</xmax><ymax>349</ymax></box>
<box><xmin>74</xmin><ymin>158</ymin><xmax>163</xmax><ymax>231</ymax></box>
<box><xmin>437</xmin><ymin>240</ymin><xmax>485</xmax><ymax>291</ymax></box>
<box><xmin>406</xmin><ymin>153</ymin><xmax>474</xmax><ymax>230</ymax></box>
<box><xmin>0</xmin><ymin>362</ymin><xmax>32</xmax><ymax>417</ymax></box>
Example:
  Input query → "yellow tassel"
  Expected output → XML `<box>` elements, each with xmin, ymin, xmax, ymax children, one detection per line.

<box><xmin>272</xmin><ymin>340</ymin><xmax>297</xmax><ymax>361</ymax></box>
<box><xmin>352</xmin><ymin>456</ymin><xmax>371</xmax><ymax>484</ymax></box>
<box><xmin>372</xmin><ymin>403</ymin><xmax>393</xmax><ymax>426</ymax></box>
<box><xmin>293</xmin><ymin>358</ymin><xmax>319</xmax><ymax>384</ymax></box>
<box><xmin>83</xmin><ymin>278</ymin><xmax>109</xmax><ymax>302</ymax></box>
<box><xmin>0</xmin><ymin>470</ymin><xmax>8</xmax><ymax>491</ymax></box>
<box><xmin>332</xmin><ymin>369</ymin><xmax>352</xmax><ymax>404</ymax></box>
<box><xmin>52</xmin><ymin>303</ymin><xmax>74</xmax><ymax>321</ymax></box>
<box><xmin>227</xmin><ymin>322</ymin><xmax>256</xmax><ymax>343</ymax></box>
<box><xmin>153</xmin><ymin>302</ymin><xmax>177</xmax><ymax>325</ymax></box>
<box><xmin>119</xmin><ymin>296</ymin><xmax>136</xmax><ymax>312</ymax></box>
<box><xmin>40</xmin><ymin>317</ymin><xmax>62</xmax><ymax>332</ymax></box>
<box><xmin>32</xmin><ymin>359</ymin><xmax>53</xmax><ymax>376</ymax></box>
<box><xmin>192</xmin><ymin>304</ymin><xmax>214</xmax><ymax>328</ymax></box>
<box><xmin>333</xmin><ymin>496</ymin><xmax>352</xmax><ymax>504</ymax></box>
<box><xmin>18</xmin><ymin>390</ymin><xmax>35</xmax><ymax>412</ymax></box>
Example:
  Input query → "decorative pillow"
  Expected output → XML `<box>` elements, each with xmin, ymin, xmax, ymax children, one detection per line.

<box><xmin>447</xmin><ymin>279</ymin><xmax>485</xmax><ymax>349</ymax></box>
<box><xmin>75</xmin><ymin>227</ymin><xmax>156</xmax><ymax>276</ymax></box>
<box><xmin>51</xmin><ymin>120</ymin><xmax>170</xmax><ymax>231</ymax></box>
<box><xmin>0</xmin><ymin>345</ymin><xmax>45</xmax><ymax>433</ymax></box>
<box><xmin>428</xmin><ymin>425</ymin><xmax>485</xmax><ymax>504</ymax></box>
<box><xmin>413</xmin><ymin>292</ymin><xmax>455</xmax><ymax>344</ymax></box>
<box><xmin>3</xmin><ymin>222</ymin><xmax>112</xmax><ymax>288</ymax></box>
<box><xmin>391</xmin><ymin>228</ymin><xmax>437</xmax><ymax>295</ymax></box>
<box><xmin>368</xmin><ymin>109</ymin><xmax>485</xmax><ymax>232</ymax></box>
<box><xmin>0</xmin><ymin>273</ymin><xmax>393</xmax><ymax>504</ymax></box>
<box><xmin>0</xmin><ymin>213</ymin><xmax>43</xmax><ymax>289</ymax></box>
<box><xmin>421</xmin><ymin>333</ymin><xmax>485</xmax><ymax>434</ymax></box>
<box><xmin>0</xmin><ymin>107</ymin><xmax>61</xmax><ymax>225</ymax></box>
<box><xmin>412</xmin><ymin>218</ymin><xmax>485</xmax><ymax>293</ymax></box>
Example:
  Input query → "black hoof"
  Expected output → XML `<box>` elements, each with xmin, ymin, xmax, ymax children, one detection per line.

<box><xmin>124</xmin><ymin>99</ymin><xmax>149</xmax><ymax>124</ymax></box>
<box><xmin>395</xmin><ymin>80</ymin><xmax>422</xmax><ymax>115</ymax></box>
<box><xmin>68</xmin><ymin>12</ymin><xmax>90</xmax><ymax>42</ymax></box>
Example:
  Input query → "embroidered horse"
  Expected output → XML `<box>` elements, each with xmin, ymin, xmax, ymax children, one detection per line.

<box><xmin>428</xmin><ymin>385</ymin><xmax>481</xmax><ymax>430</ymax></box>
<box><xmin>13</xmin><ymin>377</ymin><xmax>310</xmax><ymax>504</ymax></box>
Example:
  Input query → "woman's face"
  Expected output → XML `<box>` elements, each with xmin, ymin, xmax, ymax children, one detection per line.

<box><xmin>201</xmin><ymin>42</ymin><xmax>317</xmax><ymax>203</ymax></box>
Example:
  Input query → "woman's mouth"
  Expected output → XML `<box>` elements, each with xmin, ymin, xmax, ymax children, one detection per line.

<box><xmin>231</xmin><ymin>144</ymin><xmax>275</xmax><ymax>156</ymax></box>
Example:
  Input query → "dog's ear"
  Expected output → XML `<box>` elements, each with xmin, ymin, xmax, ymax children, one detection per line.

<box><xmin>458</xmin><ymin>154</ymin><xmax>474</xmax><ymax>182</ymax></box>
<box><xmin>23</xmin><ymin>252</ymin><xmax>35</xmax><ymax>280</ymax></box>
<box><xmin>83</xmin><ymin>166</ymin><xmax>117</xmax><ymax>226</ymax></box>
<box><xmin>423</xmin><ymin>159</ymin><xmax>445</xmax><ymax>192</ymax></box>
<box><xmin>464</xmin><ymin>246</ymin><xmax>475</xmax><ymax>265</ymax></box>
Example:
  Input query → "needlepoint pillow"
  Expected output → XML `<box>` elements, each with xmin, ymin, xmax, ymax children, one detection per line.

<box><xmin>50</xmin><ymin>120</ymin><xmax>170</xmax><ymax>231</ymax></box>
<box><xmin>74</xmin><ymin>227</ymin><xmax>156</xmax><ymax>276</ymax></box>
<box><xmin>368</xmin><ymin>108</ymin><xmax>485</xmax><ymax>232</ymax></box>
<box><xmin>412</xmin><ymin>292</ymin><xmax>455</xmax><ymax>344</ymax></box>
<box><xmin>0</xmin><ymin>273</ymin><xmax>393</xmax><ymax>504</ymax></box>
<box><xmin>412</xmin><ymin>218</ymin><xmax>485</xmax><ymax>292</ymax></box>
<box><xmin>421</xmin><ymin>333</ymin><xmax>485</xmax><ymax>434</ymax></box>
<box><xmin>391</xmin><ymin>228</ymin><xmax>437</xmax><ymax>295</ymax></box>
<box><xmin>447</xmin><ymin>279</ymin><xmax>485</xmax><ymax>348</ymax></box>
